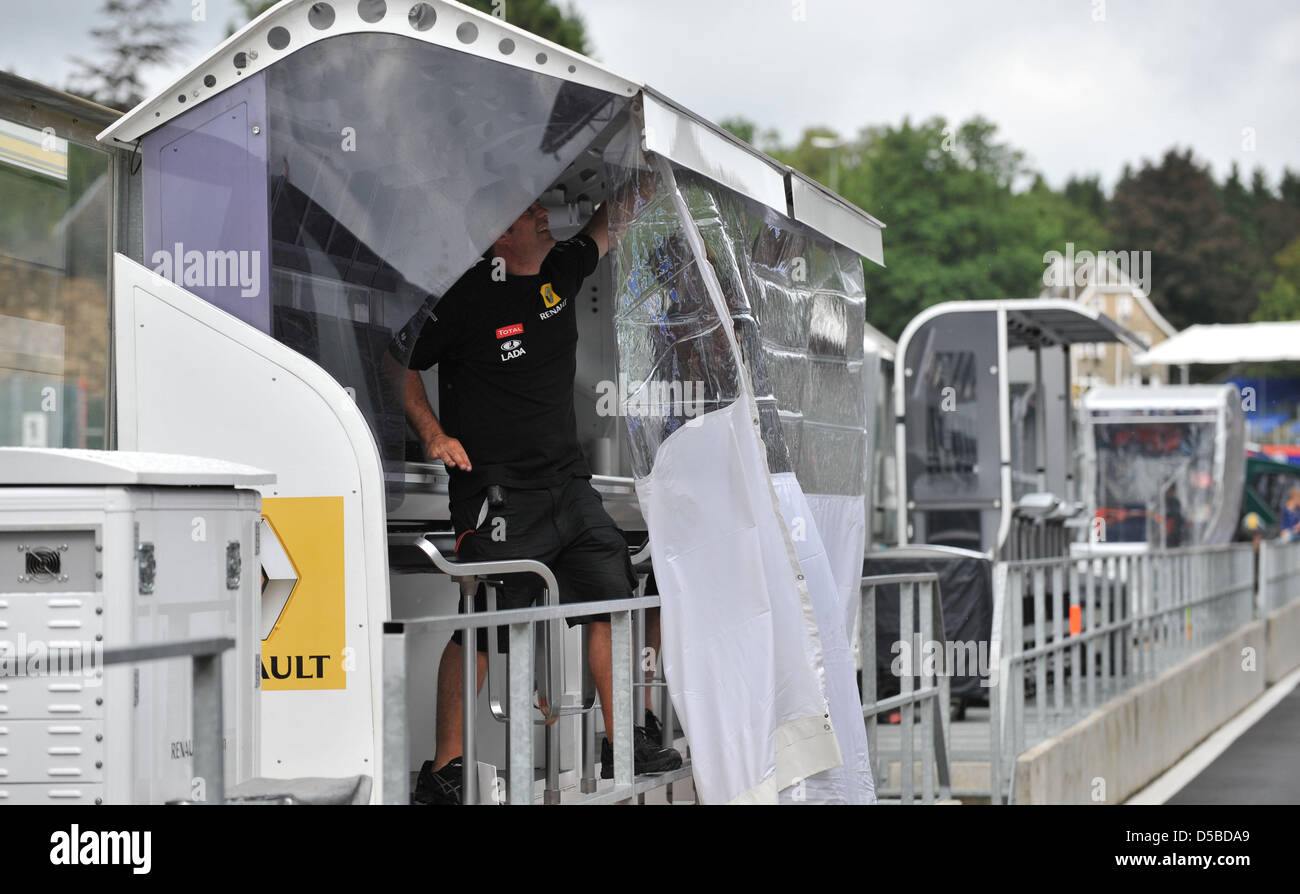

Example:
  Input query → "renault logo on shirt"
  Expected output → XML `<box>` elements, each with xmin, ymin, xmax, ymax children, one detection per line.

<box><xmin>540</xmin><ymin>283</ymin><xmax>562</xmax><ymax>308</ymax></box>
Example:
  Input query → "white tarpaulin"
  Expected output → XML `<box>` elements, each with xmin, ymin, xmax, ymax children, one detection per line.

<box><xmin>605</xmin><ymin>118</ymin><xmax>875</xmax><ymax>803</ymax></box>
<box><xmin>1135</xmin><ymin>321</ymin><xmax>1300</xmax><ymax>366</ymax></box>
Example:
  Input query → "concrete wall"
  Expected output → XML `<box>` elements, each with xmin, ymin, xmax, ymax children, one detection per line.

<box><xmin>1013</xmin><ymin>622</ymin><xmax>1268</xmax><ymax>804</ymax></box>
<box><xmin>1266</xmin><ymin>598</ymin><xmax>1300</xmax><ymax>685</ymax></box>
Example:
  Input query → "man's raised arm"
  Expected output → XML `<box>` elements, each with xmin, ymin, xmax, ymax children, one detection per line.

<box><xmin>583</xmin><ymin>175</ymin><xmax>658</xmax><ymax>260</ymax></box>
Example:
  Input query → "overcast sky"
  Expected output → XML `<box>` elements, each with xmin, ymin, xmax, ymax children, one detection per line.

<box><xmin>4</xmin><ymin>0</ymin><xmax>1297</xmax><ymax>190</ymax></box>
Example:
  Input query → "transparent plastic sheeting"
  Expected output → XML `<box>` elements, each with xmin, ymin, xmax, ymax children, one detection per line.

<box><xmin>605</xmin><ymin>125</ymin><xmax>874</xmax><ymax>803</ymax></box>
<box><xmin>1088</xmin><ymin>408</ymin><xmax>1244</xmax><ymax>547</ymax></box>
<box><xmin>607</xmin><ymin>149</ymin><xmax>868</xmax><ymax>499</ymax></box>
<box><xmin>261</xmin><ymin>33</ymin><xmax>627</xmax><ymax>503</ymax></box>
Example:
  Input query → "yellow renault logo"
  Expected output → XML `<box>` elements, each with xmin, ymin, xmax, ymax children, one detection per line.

<box><xmin>540</xmin><ymin>282</ymin><xmax>562</xmax><ymax>308</ymax></box>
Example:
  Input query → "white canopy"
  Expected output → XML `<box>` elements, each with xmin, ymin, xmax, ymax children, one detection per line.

<box><xmin>1134</xmin><ymin>321</ymin><xmax>1300</xmax><ymax>366</ymax></box>
<box><xmin>98</xmin><ymin>0</ymin><xmax>885</xmax><ymax>268</ymax></box>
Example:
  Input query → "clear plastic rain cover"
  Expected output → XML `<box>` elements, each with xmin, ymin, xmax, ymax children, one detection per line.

<box><xmin>1089</xmin><ymin>405</ymin><xmax>1244</xmax><ymax>547</ymax></box>
<box><xmin>604</xmin><ymin>121</ymin><xmax>873</xmax><ymax>803</ymax></box>
<box><xmin>261</xmin><ymin>32</ymin><xmax>627</xmax><ymax>505</ymax></box>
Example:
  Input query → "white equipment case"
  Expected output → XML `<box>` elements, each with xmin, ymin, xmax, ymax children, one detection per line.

<box><xmin>0</xmin><ymin>448</ymin><xmax>269</xmax><ymax>804</ymax></box>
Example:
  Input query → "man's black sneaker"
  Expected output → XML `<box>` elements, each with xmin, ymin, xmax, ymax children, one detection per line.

<box><xmin>601</xmin><ymin>726</ymin><xmax>683</xmax><ymax>779</ymax></box>
<box><xmin>412</xmin><ymin>757</ymin><xmax>463</xmax><ymax>805</ymax></box>
<box><xmin>643</xmin><ymin>708</ymin><xmax>664</xmax><ymax>744</ymax></box>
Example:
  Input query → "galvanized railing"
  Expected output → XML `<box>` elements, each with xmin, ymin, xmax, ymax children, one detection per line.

<box><xmin>987</xmin><ymin>542</ymin><xmax>1256</xmax><ymax>802</ymax></box>
<box><xmin>383</xmin><ymin>594</ymin><xmax>691</xmax><ymax>805</ymax></box>
<box><xmin>859</xmin><ymin>572</ymin><xmax>953</xmax><ymax>804</ymax></box>
<box><xmin>20</xmin><ymin>637</ymin><xmax>236</xmax><ymax>804</ymax></box>
<box><xmin>1258</xmin><ymin>538</ymin><xmax>1300</xmax><ymax>615</ymax></box>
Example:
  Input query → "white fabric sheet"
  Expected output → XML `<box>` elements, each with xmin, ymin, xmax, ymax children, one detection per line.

<box><xmin>775</xmin><ymin>481</ymin><xmax>876</xmax><ymax>803</ymax></box>
<box><xmin>638</xmin><ymin>403</ymin><xmax>842</xmax><ymax>804</ymax></box>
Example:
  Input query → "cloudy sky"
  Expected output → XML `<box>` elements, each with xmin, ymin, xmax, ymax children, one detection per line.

<box><xmin>5</xmin><ymin>0</ymin><xmax>1298</xmax><ymax>190</ymax></box>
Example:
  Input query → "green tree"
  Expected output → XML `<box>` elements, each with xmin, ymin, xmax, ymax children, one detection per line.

<box><xmin>1219</xmin><ymin>162</ymin><xmax>1259</xmax><ymax>254</ymax></box>
<box><xmin>226</xmin><ymin>1</ymin><xmax>277</xmax><ymax>36</ymax></box>
<box><xmin>719</xmin><ymin>117</ymin><xmax>757</xmax><ymax>146</ymax></box>
<box><xmin>68</xmin><ymin>0</ymin><xmax>192</xmax><ymax>111</ymax></box>
<box><xmin>1252</xmin><ymin>237</ymin><xmax>1300</xmax><ymax>322</ymax></box>
<box><xmin>1108</xmin><ymin>149</ymin><xmax>1257</xmax><ymax>328</ymax></box>
<box><xmin>459</xmin><ymin>0</ymin><xmax>591</xmax><ymax>54</ymax></box>
<box><xmin>770</xmin><ymin>116</ymin><xmax>1083</xmax><ymax>339</ymax></box>
<box><xmin>1064</xmin><ymin>175</ymin><xmax>1106</xmax><ymax>221</ymax></box>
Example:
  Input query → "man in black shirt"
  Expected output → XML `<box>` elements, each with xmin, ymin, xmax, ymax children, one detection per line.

<box><xmin>402</xmin><ymin>197</ymin><xmax>680</xmax><ymax>804</ymax></box>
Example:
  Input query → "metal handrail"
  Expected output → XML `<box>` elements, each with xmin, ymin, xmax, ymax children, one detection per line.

<box><xmin>859</xmin><ymin>572</ymin><xmax>952</xmax><ymax>804</ymax></box>
<box><xmin>384</xmin><ymin>595</ymin><xmax>673</xmax><ymax>805</ymax></box>
<box><xmin>395</xmin><ymin>531</ymin><xmax>574</xmax><ymax>802</ymax></box>
<box><xmin>1259</xmin><ymin>538</ymin><xmax>1300</xmax><ymax>615</ymax></box>
<box><xmin>987</xmin><ymin>541</ymin><xmax>1257</xmax><ymax>803</ymax></box>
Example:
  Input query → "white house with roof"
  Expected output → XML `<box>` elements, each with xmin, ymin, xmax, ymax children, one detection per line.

<box><xmin>1039</xmin><ymin>250</ymin><xmax>1179</xmax><ymax>395</ymax></box>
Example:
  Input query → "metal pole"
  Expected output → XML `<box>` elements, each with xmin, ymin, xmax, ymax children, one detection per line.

<box><xmin>634</xmin><ymin>607</ymin><xmax>646</xmax><ymax>729</ymax></box>
<box><xmin>1032</xmin><ymin>566</ymin><xmax>1046</xmax><ymax>742</ymax></box>
<box><xmin>381</xmin><ymin>624</ymin><xmax>410</xmax><ymax>805</ymax></box>
<box><xmin>1051</xmin><ymin>563</ymin><xmax>1064</xmax><ymax>724</ymax></box>
<box><xmin>542</xmin><ymin>611</ymin><xmax>562</xmax><ymax>804</ymax></box>
<box><xmin>580</xmin><ymin>634</ymin><xmax>597</xmax><ymax>794</ymax></box>
<box><xmin>900</xmin><ymin>581</ymin><xmax>914</xmax><ymax>804</ymax></box>
<box><xmin>191</xmin><ymin>652</ymin><xmax>224</xmax><ymax>805</ymax></box>
<box><xmin>920</xmin><ymin>579</ymin><xmax>934</xmax><ymax>804</ymax></box>
<box><xmin>509</xmin><ymin>621</ymin><xmax>534</xmax><ymax>805</ymax></box>
<box><xmin>611</xmin><ymin>608</ymin><xmax>635</xmax><ymax>801</ymax></box>
<box><xmin>462</xmin><ymin>621</ymin><xmax>478</xmax><ymax>805</ymax></box>
<box><xmin>860</xmin><ymin>582</ymin><xmax>878</xmax><ymax>786</ymax></box>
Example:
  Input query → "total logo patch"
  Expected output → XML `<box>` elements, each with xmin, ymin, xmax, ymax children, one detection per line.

<box><xmin>496</xmin><ymin>323</ymin><xmax>524</xmax><ymax>339</ymax></box>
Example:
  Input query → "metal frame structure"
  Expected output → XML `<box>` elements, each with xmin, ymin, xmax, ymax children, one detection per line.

<box><xmin>1259</xmin><ymin>539</ymin><xmax>1300</xmax><ymax>616</ymax></box>
<box><xmin>893</xmin><ymin>299</ymin><xmax>1145</xmax><ymax>558</ymax></box>
<box><xmin>382</xmin><ymin>595</ymin><xmax>671</xmax><ymax>805</ymax></box>
<box><xmin>7</xmin><ymin>0</ymin><xmax>892</xmax><ymax>803</ymax></box>
<box><xmin>987</xmin><ymin>541</ymin><xmax>1255</xmax><ymax>803</ymax></box>
<box><xmin>76</xmin><ymin>0</ymin><xmax>893</xmax><ymax>801</ymax></box>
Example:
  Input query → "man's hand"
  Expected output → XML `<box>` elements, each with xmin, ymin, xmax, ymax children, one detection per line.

<box><xmin>424</xmin><ymin>432</ymin><xmax>472</xmax><ymax>471</ymax></box>
<box><xmin>404</xmin><ymin>369</ymin><xmax>471</xmax><ymax>471</ymax></box>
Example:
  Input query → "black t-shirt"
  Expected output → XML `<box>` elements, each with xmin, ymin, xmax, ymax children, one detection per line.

<box><xmin>402</xmin><ymin>234</ymin><xmax>599</xmax><ymax>501</ymax></box>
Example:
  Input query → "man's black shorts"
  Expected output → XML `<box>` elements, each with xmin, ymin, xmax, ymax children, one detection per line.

<box><xmin>448</xmin><ymin>476</ymin><xmax>638</xmax><ymax>653</ymax></box>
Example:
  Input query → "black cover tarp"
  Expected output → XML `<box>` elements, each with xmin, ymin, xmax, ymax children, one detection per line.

<box><xmin>864</xmin><ymin>550</ymin><xmax>993</xmax><ymax>703</ymax></box>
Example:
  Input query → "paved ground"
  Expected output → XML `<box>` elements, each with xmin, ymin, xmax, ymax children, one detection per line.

<box><xmin>1166</xmin><ymin>687</ymin><xmax>1300</xmax><ymax>804</ymax></box>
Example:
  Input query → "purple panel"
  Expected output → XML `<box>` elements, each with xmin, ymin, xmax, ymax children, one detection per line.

<box><xmin>142</xmin><ymin>74</ymin><xmax>271</xmax><ymax>332</ymax></box>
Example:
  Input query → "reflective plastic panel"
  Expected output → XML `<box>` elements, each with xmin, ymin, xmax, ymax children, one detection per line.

<box><xmin>605</xmin><ymin>129</ymin><xmax>868</xmax><ymax>497</ymax></box>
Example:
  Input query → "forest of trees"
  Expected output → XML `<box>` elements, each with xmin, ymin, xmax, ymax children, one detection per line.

<box><xmin>724</xmin><ymin>116</ymin><xmax>1300</xmax><ymax>339</ymax></box>
<box><xmin>65</xmin><ymin>0</ymin><xmax>1300</xmax><ymax>342</ymax></box>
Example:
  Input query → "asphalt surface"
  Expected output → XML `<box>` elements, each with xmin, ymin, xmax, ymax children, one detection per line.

<box><xmin>1167</xmin><ymin>685</ymin><xmax>1300</xmax><ymax>804</ymax></box>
